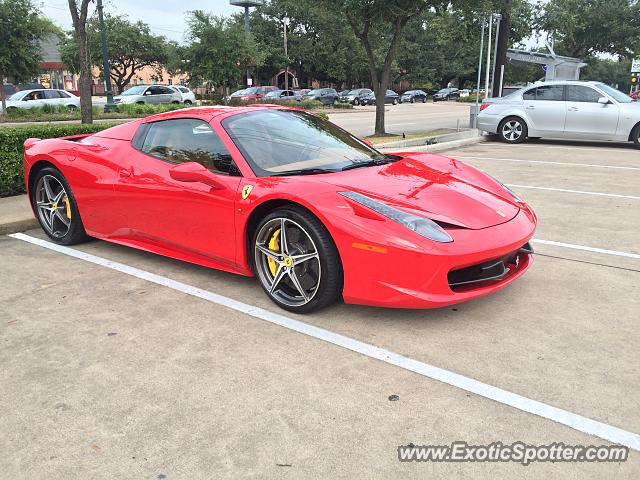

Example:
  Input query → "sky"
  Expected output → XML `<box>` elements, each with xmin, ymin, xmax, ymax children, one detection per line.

<box><xmin>38</xmin><ymin>0</ymin><xmax>243</xmax><ymax>43</ymax></box>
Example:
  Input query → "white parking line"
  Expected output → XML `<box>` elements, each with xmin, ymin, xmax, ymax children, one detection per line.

<box><xmin>484</xmin><ymin>143</ymin><xmax>636</xmax><ymax>154</ymax></box>
<box><xmin>455</xmin><ymin>155</ymin><xmax>640</xmax><ymax>171</ymax></box>
<box><xmin>532</xmin><ymin>239</ymin><xmax>640</xmax><ymax>259</ymax></box>
<box><xmin>506</xmin><ymin>184</ymin><xmax>640</xmax><ymax>200</ymax></box>
<box><xmin>8</xmin><ymin>232</ymin><xmax>640</xmax><ymax>451</ymax></box>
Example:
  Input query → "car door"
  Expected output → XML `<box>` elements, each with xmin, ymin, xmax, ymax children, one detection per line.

<box><xmin>43</xmin><ymin>89</ymin><xmax>63</xmax><ymax>107</ymax></box>
<box><xmin>151</xmin><ymin>85</ymin><xmax>174</xmax><ymax>104</ymax></box>
<box><xmin>521</xmin><ymin>85</ymin><xmax>566</xmax><ymax>135</ymax></box>
<box><xmin>23</xmin><ymin>90</ymin><xmax>46</xmax><ymax>108</ymax></box>
<box><xmin>564</xmin><ymin>85</ymin><xmax>619</xmax><ymax>138</ymax></box>
<box><xmin>113</xmin><ymin>118</ymin><xmax>242</xmax><ymax>267</ymax></box>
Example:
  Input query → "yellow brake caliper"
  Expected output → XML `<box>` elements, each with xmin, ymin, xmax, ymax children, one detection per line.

<box><xmin>267</xmin><ymin>228</ymin><xmax>281</xmax><ymax>276</ymax></box>
<box><xmin>63</xmin><ymin>195</ymin><xmax>71</xmax><ymax>220</ymax></box>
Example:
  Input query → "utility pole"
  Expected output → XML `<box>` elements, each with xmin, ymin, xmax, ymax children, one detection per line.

<box><xmin>96</xmin><ymin>0</ymin><xmax>117</xmax><ymax>112</ymax></box>
<box><xmin>283</xmin><ymin>17</ymin><xmax>289</xmax><ymax>90</ymax></box>
<box><xmin>474</xmin><ymin>18</ymin><xmax>486</xmax><ymax>128</ymax></box>
<box><xmin>491</xmin><ymin>13</ymin><xmax>502</xmax><ymax>96</ymax></box>
<box><xmin>484</xmin><ymin>15</ymin><xmax>493</xmax><ymax>99</ymax></box>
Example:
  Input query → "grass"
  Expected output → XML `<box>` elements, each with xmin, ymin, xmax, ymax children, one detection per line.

<box><xmin>364</xmin><ymin>128</ymin><xmax>455</xmax><ymax>145</ymax></box>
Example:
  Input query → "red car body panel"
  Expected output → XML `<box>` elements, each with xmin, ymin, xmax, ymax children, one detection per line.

<box><xmin>23</xmin><ymin>106</ymin><xmax>537</xmax><ymax>308</ymax></box>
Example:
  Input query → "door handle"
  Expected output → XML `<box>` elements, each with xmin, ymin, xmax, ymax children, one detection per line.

<box><xmin>525</xmin><ymin>105</ymin><xmax>535</xmax><ymax>110</ymax></box>
<box><xmin>568</xmin><ymin>107</ymin><xmax>578</xmax><ymax>111</ymax></box>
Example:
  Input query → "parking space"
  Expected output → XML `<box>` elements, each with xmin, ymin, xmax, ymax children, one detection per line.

<box><xmin>2</xmin><ymin>139</ymin><xmax>639</xmax><ymax>478</ymax></box>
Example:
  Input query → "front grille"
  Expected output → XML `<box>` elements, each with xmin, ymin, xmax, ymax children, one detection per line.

<box><xmin>448</xmin><ymin>243</ymin><xmax>533</xmax><ymax>291</ymax></box>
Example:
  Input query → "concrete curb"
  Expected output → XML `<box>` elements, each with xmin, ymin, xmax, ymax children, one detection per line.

<box><xmin>0</xmin><ymin>195</ymin><xmax>38</xmax><ymax>235</ymax></box>
<box><xmin>377</xmin><ymin>130</ymin><xmax>488</xmax><ymax>153</ymax></box>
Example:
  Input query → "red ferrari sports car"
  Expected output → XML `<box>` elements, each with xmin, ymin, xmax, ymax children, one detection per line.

<box><xmin>23</xmin><ymin>105</ymin><xmax>536</xmax><ymax>312</ymax></box>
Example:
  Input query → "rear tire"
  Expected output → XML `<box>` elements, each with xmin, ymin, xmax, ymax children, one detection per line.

<box><xmin>632</xmin><ymin>124</ymin><xmax>640</xmax><ymax>149</ymax></box>
<box><xmin>184</xmin><ymin>100</ymin><xmax>193</xmax><ymax>105</ymax></box>
<box><xmin>392</xmin><ymin>98</ymin><xmax>398</xmax><ymax>105</ymax></box>
<box><xmin>353</xmin><ymin>98</ymin><xmax>360</xmax><ymax>106</ymax></box>
<box><xmin>252</xmin><ymin>207</ymin><xmax>342</xmax><ymax>313</ymax></box>
<box><xmin>498</xmin><ymin>116</ymin><xmax>528</xmax><ymax>144</ymax></box>
<box><xmin>30</xmin><ymin>166</ymin><xmax>88</xmax><ymax>245</ymax></box>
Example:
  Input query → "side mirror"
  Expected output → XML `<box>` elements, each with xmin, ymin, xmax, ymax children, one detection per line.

<box><xmin>145</xmin><ymin>91</ymin><xmax>152</xmax><ymax>96</ymax></box>
<box><xmin>598</xmin><ymin>97</ymin><xmax>610</xmax><ymax>105</ymax></box>
<box><xmin>169</xmin><ymin>162</ymin><xmax>224</xmax><ymax>189</ymax></box>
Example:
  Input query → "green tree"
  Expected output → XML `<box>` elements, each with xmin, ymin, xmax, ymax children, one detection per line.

<box><xmin>535</xmin><ymin>0</ymin><xmax>640</xmax><ymax>59</ymax></box>
<box><xmin>184</xmin><ymin>11</ymin><xmax>265</xmax><ymax>90</ymax></box>
<box><xmin>0</xmin><ymin>0</ymin><xmax>50</xmax><ymax>113</ymax></box>
<box><xmin>248</xmin><ymin>0</ymin><xmax>369</xmax><ymax>87</ymax></box>
<box><xmin>60</xmin><ymin>15</ymin><xmax>168</xmax><ymax>94</ymax></box>
<box><xmin>320</xmin><ymin>0</ymin><xmax>441</xmax><ymax>135</ymax></box>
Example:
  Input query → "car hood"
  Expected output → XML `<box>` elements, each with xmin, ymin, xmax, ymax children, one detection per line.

<box><xmin>323</xmin><ymin>154</ymin><xmax>520</xmax><ymax>230</ymax></box>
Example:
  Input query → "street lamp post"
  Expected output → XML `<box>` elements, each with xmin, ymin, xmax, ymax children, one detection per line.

<box><xmin>230</xmin><ymin>1</ymin><xmax>264</xmax><ymax>87</ymax></box>
<box><xmin>96</xmin><ymin>0</ymin><xmax>117</xmax><ymax>112</ymax></box>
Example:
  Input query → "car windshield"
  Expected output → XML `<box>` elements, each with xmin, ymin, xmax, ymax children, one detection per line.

<box><xmin>7</xmin><ymin>91</ymin><xmax>25</xmax><ymax>101</ymax></box>
<box><xmin>222</xmin><ymin>109</ymin><xmax>387</xmax><ymax>176</ymax></box>
<box><xmin>265</xmin><ymin>91</ymin><xmax>280</xmax><ymax>98</ymax></box>
<box><xmin>231</xmin><ymin>89</ymin><xmax>248</xmax><ymax>96</ymax></box>
<box><xmin>306</xmin><ymin>89</ymin><xmax>322</xmax><ymax>95</ymax></box>
<box><xmin>596</xmin><ymin>83</ymin><xmax>632</xmax><ymax>103</ymax></box>
<box><xmin>121</xmin><ymin>86</ymin><xmax>147</xmax><ymax>96</ymax></box>
<box><xmin>242</xmin><ymin>87</ymin><xmax>260</xmax><ymax>94</ymax></box>
<box><xmin>437</xmin><ymin>89</ymin><xmax>449</xmax><ymax>94</ymax></box>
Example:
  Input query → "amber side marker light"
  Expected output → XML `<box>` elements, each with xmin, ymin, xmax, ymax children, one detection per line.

<box><xmin>352</xmin><ymin>242</ymin><xmax>388</xmax><ymax>254</ymax></box>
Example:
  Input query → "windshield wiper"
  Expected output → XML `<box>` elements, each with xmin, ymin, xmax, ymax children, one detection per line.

<box><xmin>341</xmin><ymin>158</ymin><xmax>391</xmax><ymax>171</ymax></box>
<box><xmin>275</xmin><ymin>168</ymin><xmax>337</xmax><ymax>176</ymax></box>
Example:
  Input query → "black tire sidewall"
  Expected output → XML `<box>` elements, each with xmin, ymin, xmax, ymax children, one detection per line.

<box><xmin>251</xmin><ymin>207</ymin><xmax>342</xmax><ymax>313</ymax></box>
<box><xmin>31</xmin><ymin>166</ymin><xmax>88</xmax><ymax>245</ymax></box>
<box><xmin>499</xmin><ymin>116</ymin><xmax>528</xmax><ymax>144</ymax></box>
<box><xmin>633</xmin><ymin>124</ymin><xmax>640</xmax><ymax>148</ymax></box>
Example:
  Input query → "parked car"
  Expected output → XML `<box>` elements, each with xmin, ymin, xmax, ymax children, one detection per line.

<box><xmin>114</xmin><ymin>85</ymin><xmax>182</xmax><ymax>105</ymax></box>
<box><xmin>339</xmin><ymin>88</ymin><xmax>372</xmax><ymax>106</ymax></box>
<box><xmin>362</xmin><ymin>90</ymin><xmax>400</xmax><ymax>105</ymax></box>
<box><xmin>477</xmin><ymin>80</ymin><xmax>640</xmax><ymax>148</ymax></box>
<box><xmin>458</xmin><ymin>89</ymin><xmax>471</xmax><ymax>98</ymax></box>
<box><xmin>399</xmin><ymin>90</ymin><xmax>428</xmax><ymax>103</ymax></box>
<box><xmin>229</xmin><ymin>86</ymin><xmax>278</xmax><ymax>101</ymax></box>
<box><xmin>303</xmin><ymin>88</ymin><xmax>340</xmax><ymax>105</ymax></box>
<box><xmin>433</xmin><ymin>88</ymin><xmax>460</xmax><ymax>102</ymax></box>
<box><xmin>294</xmin><ymin>88</ymin><xmax>311</xmax><ymax>96</ymax></box>
<box><xmin>264</xmin><ymin>89</ymin><xmax>302</xmax><ymax>102</ymax></box>
<box><xmin>23</xmin><ymin>105</ymin><xmax>536</xmax><ymax>312</ymax></box>
<box><xmin>2</xmin><ymin>88</ymin><xmax>80</xmax><ymax>112</ymax></box>
<box><xmin>169</xmin><ymin>85</ymin><xmax>197</xmax><ymax>104</ymax></box>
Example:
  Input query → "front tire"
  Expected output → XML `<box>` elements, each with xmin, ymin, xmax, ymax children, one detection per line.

<box><xmin>498</xmin><ymin>116</ymin><xmax>528</xmax><ymax>144</ymax></box>
<box><xmin>252</xmin><ymin>207</ymin><xmax>342</xmax><ymax>313</ymax></box>
<box><xmin>353</xmin><ymin>98</ymin><xmax>360</xmax><ymax>106</ymax></box>
<box><xmin>31</xmin><ymin>166</ymin><xmax>88</xmax><ymax>245</ymax></box>
<box><xmin>392</xmin><ymin>98</ymin><xmax>398</xmax><ymax>105</ymax></box>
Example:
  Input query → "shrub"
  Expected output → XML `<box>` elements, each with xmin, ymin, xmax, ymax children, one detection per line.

<box><xmin>0</xmin><ymin>123</ymin><xmax>116</xmax><ymax>197</ymax></box>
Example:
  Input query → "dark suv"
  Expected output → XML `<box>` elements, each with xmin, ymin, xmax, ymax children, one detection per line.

<box><xmin>303</xmin><ymin>88</ymin><xmax>340</xmax><ymax>105</ymax></box>
<box><xmin>339</xmin><ymin>88</ymin><xmax>373</xmax><ymax>106</ymax></box>
<box><xmin>433</xmin><ymin>88</ymin><xmax>460</xmax><ymax>102</ymax></box>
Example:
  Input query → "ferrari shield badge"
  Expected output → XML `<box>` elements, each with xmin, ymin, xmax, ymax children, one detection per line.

<box><xmin>241</xmin><ymin>185</ymin><xmax>253</xmax><ymax>200</ymax></box>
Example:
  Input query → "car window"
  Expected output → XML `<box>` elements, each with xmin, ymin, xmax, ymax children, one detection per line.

<box><xmin>25</xmin><ymin>90</ymin><xmax>45</xmax><ymax>100</ymax></box>
<box><xmin>58</xmin><ymin>90</ymin><xmax>71</xmax><ymax>98</ymax></box>
<box><xmin>596</xmin><ymin>83</ymin><xmax>633</xmax><ymax>103</ymax></box>
<box><xmin>7</xmin><ymin>91</ymin><xmax>25</xmax><ymax>101</ymax></box>
<box><xmin>566</xmin><ymin>85</ymin><xmax>601</xmax><ymax>103</ymax></box>
<box><xmin>43</xmin><ymin>90</ymin><xmax>61</xmax><ymax>99</ymax></box>
<box><xmin>179</xmin><ymin>87</ymin><xmax>189</xmax><ymax>93</ymax></box>
<box><xmin>526</xmin><ymin>85</ymin><xmax>564</xmax><ymax>101</ymax></box>
<box><xmin>139</xmin><ymin>119</ymin><xmax>238</xmax><ymax>175</ymax></box>
<box><xmin>222</xmin><ymin>109</ymin><xmax>386</xmax><ymax>177</ymax></box>
<box><xmin>150</xmin><ymin>86</ymin><xmax>173</xmax><ymax>95</ymax></box>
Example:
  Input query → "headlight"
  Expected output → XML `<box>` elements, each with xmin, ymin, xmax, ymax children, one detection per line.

<box><xmin>339</xmin><ymin>191</ymin><xmax>453</xmax><ymax>243</ymax></box>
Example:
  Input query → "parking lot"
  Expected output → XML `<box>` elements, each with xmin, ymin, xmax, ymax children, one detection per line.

<box><xmin>1</xmin><ymin>139</ymin><xmax>639</xmax><ymax>478</ymax></box>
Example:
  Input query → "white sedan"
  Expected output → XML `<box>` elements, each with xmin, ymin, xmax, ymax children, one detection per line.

<box><xmin>169</xmin><ymin>85</ymin><xmax>197</xmax><ymax>104</ymax></box>
<box><xmin>2</xmin><ymin>88</ymin><xmax>80</xmax><ymax>112</ymax></box>
<box><xmin>478</xmin><ymin>80</ymin><xmax>640</xmax><ymax>148</ymax></box>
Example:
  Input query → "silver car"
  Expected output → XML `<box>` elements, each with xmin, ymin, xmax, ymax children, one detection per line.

<box><xmin>478</xmin><ymin>80</ymin><xmax>640</xmax><ymax>148</ymax></box>
<box><xmin>114</xmin><ymin>84</ymin><xmax>182</xmax><ymax>105</ymax></box>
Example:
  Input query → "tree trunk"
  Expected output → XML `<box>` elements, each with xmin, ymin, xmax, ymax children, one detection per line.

<box><xmin>492</xmin><ymin>0</ymin><xmax>512</xmax><ymax>98</ymax></box>
<box><xmin>78</xmin><ymin>30</ymin><xmax>93</xmax><ymax>123</ymax></box>
<box><xmin>0</xmin><ymin>76</ymin><xmax>6</xmax><ymax>114</ymax></box>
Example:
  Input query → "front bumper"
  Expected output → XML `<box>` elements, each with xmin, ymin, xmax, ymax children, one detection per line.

<box><xmin>338</xmin><ymin>208</ymin><xmax>536</xmax><ymax>308</ymax></box>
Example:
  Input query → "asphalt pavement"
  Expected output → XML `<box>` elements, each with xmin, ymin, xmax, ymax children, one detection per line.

<box><xmin>1</xmin><ymin>138</ymin><xmax>639</xmax><ymax>479</ymax></box>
